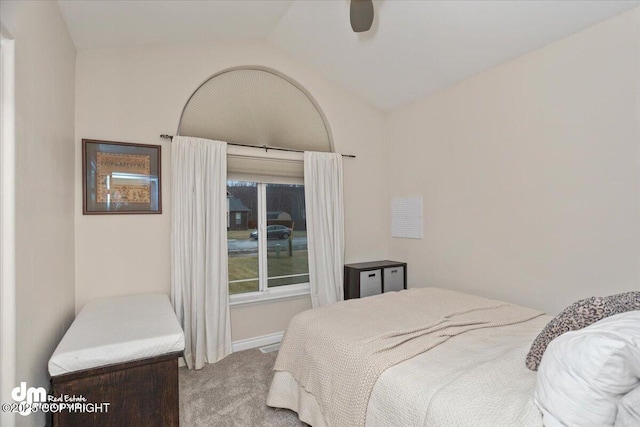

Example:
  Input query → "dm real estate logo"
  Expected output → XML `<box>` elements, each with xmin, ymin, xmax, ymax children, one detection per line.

<box><xmin>11</xmin><ymin>382</ymin><xmax>46</xmax><ymax>415</ymax></box>
<box><xmin>4</xmin><ymin>382</ymin><xmax>111</xmax><ymax>416</ymax></box>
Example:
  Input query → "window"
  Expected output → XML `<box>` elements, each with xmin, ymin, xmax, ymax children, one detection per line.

<box><xmin>227</xmin><ymin>180</ymin><xmax>309</xmax><ymax>303</ymax></box>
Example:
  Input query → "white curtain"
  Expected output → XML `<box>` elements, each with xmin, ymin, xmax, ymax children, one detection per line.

<box><xmin>171</xmin><ymin>136</ymin><xmax>231</xmax><ymax>369</ymax></box>
<box><xmin>304</xmin><ymin>151</ymin><xmax>345</xmax><ymax>308</ymax></box>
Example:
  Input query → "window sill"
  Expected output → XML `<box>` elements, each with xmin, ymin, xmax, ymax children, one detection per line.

<box><xmin>229</xmin><ymin>283</ymin><xmax>310</xmax><ymax>307</ymax></box>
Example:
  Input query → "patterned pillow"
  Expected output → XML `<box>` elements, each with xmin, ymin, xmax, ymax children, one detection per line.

<box><xmin>526</xmin><ymin>291</ymin><xmax>640</xmax><ymax>371</ymax></box>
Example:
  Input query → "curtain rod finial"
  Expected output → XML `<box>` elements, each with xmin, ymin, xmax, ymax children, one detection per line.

<box><xmin>160</xmin><ymin>134</ymin><xmax>173</xmax><ymax>140</ymax></box>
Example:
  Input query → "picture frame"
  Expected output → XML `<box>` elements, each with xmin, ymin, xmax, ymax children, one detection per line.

<box><xmin>82</xmin><ymin>139</ymin><xmax>162</xmax><ymax>214</ymax></box>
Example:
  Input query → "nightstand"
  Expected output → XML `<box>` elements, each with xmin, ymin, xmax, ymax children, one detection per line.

<box><xmin>344</xmin><ymin>260</ymin><xmax>407</xmax><ymax>300</ymax></box>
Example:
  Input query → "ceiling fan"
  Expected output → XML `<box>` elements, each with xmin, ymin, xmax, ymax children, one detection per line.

<box><xmin>350</xmin><ymin>0</ymin><xmax>374</xmax><ymax>33</ymax></box>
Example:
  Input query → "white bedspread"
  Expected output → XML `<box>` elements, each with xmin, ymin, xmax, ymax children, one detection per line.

<box><xmin>48</xmin><ymin>293</ymin><xmax>185</xmax><ymax>376</ymax></box>
<box><xmin>367</xmin><ymin>314</ymin><xmax>550</xmax><ymax>427</ymax></box>
<box><xmin>268</xmin><ymin>291</ymin><xmax>550</xmax><ymax>427</ymax></box>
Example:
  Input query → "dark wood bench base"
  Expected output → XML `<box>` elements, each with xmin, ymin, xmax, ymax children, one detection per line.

<box><xmin>50</xmin><ymin>352</ymin><xmax>181</xmax><ymax>427</ymax></box>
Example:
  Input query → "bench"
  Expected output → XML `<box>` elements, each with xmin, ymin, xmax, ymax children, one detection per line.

<box><xmin>48</xmin><ymin>294</ymin><xmax>185</xmax><ymax>426</ymax></box>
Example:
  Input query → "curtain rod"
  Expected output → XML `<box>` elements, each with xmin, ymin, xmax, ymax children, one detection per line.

<box><xmin>160</xmin><ymin>135</ymin><xmax>356</xmax><ymax>158</ymax></box>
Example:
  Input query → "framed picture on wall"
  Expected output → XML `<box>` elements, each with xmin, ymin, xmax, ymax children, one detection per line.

<box><xmin>82</xmin><ymin>139</ymin><xmax>162</xmax><ymax>214</ymax></box>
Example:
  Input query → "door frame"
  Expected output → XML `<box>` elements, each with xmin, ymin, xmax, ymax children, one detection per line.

<box><xmin>0</xmin><ymin>28</ymin><xmax>16</xmax><ymax>427</ymax></box>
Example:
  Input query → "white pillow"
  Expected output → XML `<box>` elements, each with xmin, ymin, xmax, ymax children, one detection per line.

<box><xmin>534</xmin><ymin>311</ymin><xmax>640</xmax><ymax>426</ymax></box>
<box><xmin>615</xmin><ymin>385</ymin><xmax>640</xmax><ymax>427</ymax></box>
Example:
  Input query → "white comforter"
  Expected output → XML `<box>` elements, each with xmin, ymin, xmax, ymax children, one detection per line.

<box><xmin>268</xmin><ymin>304</ymin><xmax>550</xmax><ymax>427</ymax></box>
<box><xmin>367</xmin><ymin>314</ymin><xmax>550</xmax><ymax>427</ymax></box>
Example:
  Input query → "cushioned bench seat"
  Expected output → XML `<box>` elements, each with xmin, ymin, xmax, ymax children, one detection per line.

<box><xmin>48</xmin><ymin>293</ymin><xmax>185</xmax><ymax>427</ymax></box>
<box><xmin>49</xmin><ymin>293</ymin><xmax>185</xmax><ymax>376</ymax></box>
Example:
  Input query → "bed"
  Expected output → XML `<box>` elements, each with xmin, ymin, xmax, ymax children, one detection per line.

<box><xmin>267</xmin><ymin>287</ymin><xmax>550</xmax><ymax>427</ymax></box>
<box><xmin>48</xmin><ymin>293</ymin><xmax>185</xmax><ymax>427</ymax></box>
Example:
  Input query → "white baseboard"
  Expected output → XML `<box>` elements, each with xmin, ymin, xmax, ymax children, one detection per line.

<box><xmin>177</xmin><ymin>331</ymin><xmax>284</xmax><ymax>367</ymax></box>
<box><xmin>232</xmin><ymin>331</ymin><xmax>283</xmax><ymax>352</ymax></box>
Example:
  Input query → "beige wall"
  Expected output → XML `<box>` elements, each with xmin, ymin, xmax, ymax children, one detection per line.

<box><xmin>74</xmin><ymin>40</ymin><xmax>387</xmax><ymax>340</ymax></box>
<box><xmin>386</xmin><ymin>8</ymin><xmax>640</xmax><ymax>314</ymax></box>
<box><xmin>230</xmin><ymin>296</ymin><xmax>311</xmax><ymax>341</ymax></box>
<box><xmin>0</xmin><ymin>1</ymin><xmax>77</xmax><ymax>426</ymax></box>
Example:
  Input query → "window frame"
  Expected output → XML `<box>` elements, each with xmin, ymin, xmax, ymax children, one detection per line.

<box><xmin>228</xmin><ymin>176</ymin><xmax>310</xmax><ymax>306</ymax></box>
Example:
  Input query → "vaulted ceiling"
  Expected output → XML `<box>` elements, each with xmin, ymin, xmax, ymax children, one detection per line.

<box><xmin>57</xmin><ymin>0</ymin><xmax>639</xmax><ymax>110</ymax></box>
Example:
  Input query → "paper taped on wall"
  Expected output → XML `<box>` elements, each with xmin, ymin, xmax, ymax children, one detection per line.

<box><xmin>392</xmin><ymin>196</ymin><xmax>423</xmax><ymax>239</ymax></box>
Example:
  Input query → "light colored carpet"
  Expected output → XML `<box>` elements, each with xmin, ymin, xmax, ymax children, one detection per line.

<box><xmin>179</xmin><ymin>349</ymin><xmax>307</xmax><ymax>427</ymax></box>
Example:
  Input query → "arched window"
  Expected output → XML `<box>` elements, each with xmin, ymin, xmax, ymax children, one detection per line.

<box><xmin>178</xmin><ymin>67</ymin><xmax>332</xmax><ymax>302</ymax></box>
<box><xmin>179</xmin><ymin>67</ymin><xmax>333</xmax><ymax>180</ymax></box>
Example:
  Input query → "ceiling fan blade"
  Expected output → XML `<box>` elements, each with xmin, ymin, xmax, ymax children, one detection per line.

<box><xmin>350</xmin><ymin>0</ymin><xmax>374</xmax><ymax>33</ymax></box>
